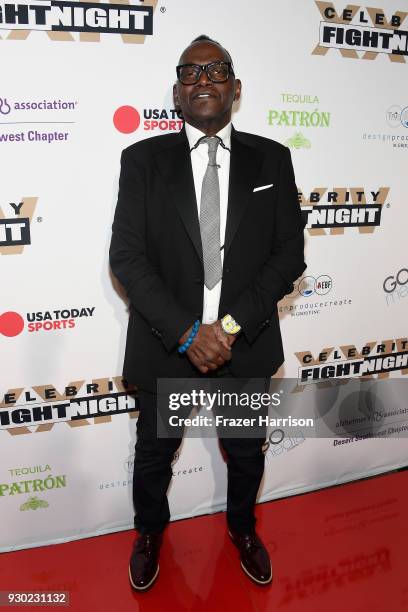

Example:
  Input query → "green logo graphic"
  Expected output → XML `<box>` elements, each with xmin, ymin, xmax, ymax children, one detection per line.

<box><xmin>20</xmin><ymin>496</ymin><xmax>49</xmax><ymax>511</ymax></box>
<box><xmin>285</xmin><ymin>132</ymin><xmax>311</xmax><ymax>149</ymax></box>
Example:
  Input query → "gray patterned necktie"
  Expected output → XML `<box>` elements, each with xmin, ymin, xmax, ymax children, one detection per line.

<box><xmin>198</xmin><ymin>137</ymin><xmax>222</xmax><ymax>290</ymax></box>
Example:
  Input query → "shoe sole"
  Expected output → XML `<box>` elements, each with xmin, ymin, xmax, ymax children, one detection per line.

<box><xmin>128</xmin><ymin>563</ymin><xmax>159</xmax><ymax>591</ymax></box>
<box><xmin>228</xmin><ymin>530</ymin><xmax>272</xmax><ymax>586</ymax></box>
<box><xmin>240</xmin><ymin>560</ymin><xmax>272</xmax><ymax>585</ymax></box>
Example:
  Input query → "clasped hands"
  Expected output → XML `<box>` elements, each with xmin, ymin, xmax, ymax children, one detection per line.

<box><xmin>178</xmin><ymin>321</ymin><xmax>237</xmax><ymax>374</ymax></box>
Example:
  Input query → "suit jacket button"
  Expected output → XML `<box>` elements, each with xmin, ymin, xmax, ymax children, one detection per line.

<box><xmin>194</xmin><ymin>277</ymin><xmax>202</xmax><ymax>284</ymax></box>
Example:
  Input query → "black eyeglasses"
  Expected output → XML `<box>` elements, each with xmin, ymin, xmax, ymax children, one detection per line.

<box><xmin>176</xmin><ymin>61</ymin><xmax>234</xmax><ymax>85</ymax></box>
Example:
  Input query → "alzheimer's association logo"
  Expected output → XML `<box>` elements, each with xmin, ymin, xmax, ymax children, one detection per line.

<box><xmin>0</xmin><ymin>312</ymin><xmax>24</xmax><ymax>337</ymax></box>
<box><xmin>0</xmin><ymin>98</ymin><xmax>12</xmax><ymax>115</ymax></box>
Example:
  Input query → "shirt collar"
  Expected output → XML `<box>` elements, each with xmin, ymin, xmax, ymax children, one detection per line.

<box><xmin>185</xmin><ymin>121</ymin><xmax>232</xmax><ymax>152</ymax></box>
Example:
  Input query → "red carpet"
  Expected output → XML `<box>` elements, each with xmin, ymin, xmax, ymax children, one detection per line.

<box><xmin>1</xmin><ymin>470</ymin><xmax>407</xmax><ymax>611</ymax></box>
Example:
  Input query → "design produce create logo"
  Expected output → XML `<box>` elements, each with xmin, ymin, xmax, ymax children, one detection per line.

<box><xmin>0</xmin><ymin>0</ymin><xmax>156</xmax><ymax>42</ymax></box>
<box><xmin>280</xmin><ymin>274</ymin><xmax>352</xmax><ymax>318</ymax></box>
<box><xmin>0</xmin><ymin>377</ymin><xmax>137</xmax><ymax>435</ymax></box>
<box><xmin>313</xmin><ymin>2</ymin><xmax>408</xmax><ymax>63</ymax></box>
<box><xmin>298</xmin><ymin>187</ymin><xmax>389</xmax><ymax>234</ymax></box>
<box><xmin>0</xmin><ymin>307</ymin><xmax>96</xmax><ymax>336</ymax></box>
<box><xmin>297</xmin><ymin>338</ymin><xmax>408</xmax><ymax>382</ymax></box>
<box><xmin>0</xmin><ymin>198</ymin><xmax>37</xmax><ymax>254</ymax></box>
<box><xmin>296</xmin><ymin>275</ymin><xmax>333</xmax><ymax>297</ymax></box>
<box><xmin>113</xmin><ymin>106</ymin><xmax>183</xmax><ymax>134</ymax></box>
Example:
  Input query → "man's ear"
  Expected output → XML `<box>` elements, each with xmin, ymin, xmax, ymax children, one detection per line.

<box><xmin>234</xmin><ymin>79</ymin><xmax>242</xmax><ymax>102</ymax></box>
<box><xmin>173</xmin><ymin>83</ymin><xmax>180</xmax><ymax>109</ymax></box>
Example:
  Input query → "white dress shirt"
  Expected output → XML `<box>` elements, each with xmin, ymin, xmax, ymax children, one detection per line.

<box><xmin>185</xmin><ymin>121</ymin><xmax>231</xmax><ymax>324</ymax></box>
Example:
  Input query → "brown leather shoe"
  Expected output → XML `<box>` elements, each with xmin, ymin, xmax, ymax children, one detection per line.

<box><xmin>128</xmin><ymin>532</ymin><xmax>162</xmax><ymax>591</ymax></box>
<box><xmin>229</xmin><ymin>528</ymin><xmax>272</xmax><ymax>585</ymax></box>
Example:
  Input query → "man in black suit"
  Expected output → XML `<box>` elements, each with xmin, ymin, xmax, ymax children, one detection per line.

<box><xmin>109</xmin><ymin>35</ymin><xmax>306</xmax><ymax>591</ymax></box>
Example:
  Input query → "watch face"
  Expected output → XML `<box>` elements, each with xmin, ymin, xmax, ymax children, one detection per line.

<box><xmin>224</xmin><ymin>319</ymin><xmax>235</xmax><ymax>333</ymax></box>
<box><xmin>222</xmin><ymin>315</ymin><xmax>240</xmax><ymax>335</ymax></box>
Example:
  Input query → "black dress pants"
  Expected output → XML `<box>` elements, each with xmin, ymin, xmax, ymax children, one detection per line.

<box><xmin>133</xmin><ymin>369</ymin><xmax>268</xmax><ymax>535</ymax></box>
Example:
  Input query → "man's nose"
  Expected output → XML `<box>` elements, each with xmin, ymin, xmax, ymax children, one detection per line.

<box><xmin>197</xmin><ymin>67</ymin><xmax>211</xmax><ymax>85</ymax></box>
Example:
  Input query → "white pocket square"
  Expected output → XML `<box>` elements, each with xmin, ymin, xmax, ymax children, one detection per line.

<box><xmin>253</xmin><ymin>183</ymin><xmax>274</xmax><ymax>192</ymax></box>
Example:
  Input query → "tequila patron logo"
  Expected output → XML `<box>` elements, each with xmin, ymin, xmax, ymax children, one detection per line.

<box><xmin>0</xmin><ymin>0</ymin><xmax>157</xmax><ymax>43</ymax></box>
<box><xmin>313</xmin><ymin>2</ymin><xmax>408</xmax><ymax>63</ymax></box>
<box><xmin>0</xmin><ymin>198</ymin><xmax>37</xmax><ymax>254</ymax></box>
<box><xmin>297</xmin><ymin>338</ymin><xmax>408</xmax><ymax>382</ymax></box>
<box><xmin>298</xmin><ymin>187</ymin><xmax>389</xmax><ymax>234</ymax></box>
<box><xmin>0</xmin><ymin>465</ymin><xmax>65</xmax><ymax>508</ymax></box>
<box><xmin>268</xmin><ymin>92</ymin><xmax>330</xmax><ymax>149</ymax></box>
<box><xmin>0</xmin><ymin>377</ymin><xmax>137</xmax><ymax>435</ymax></box>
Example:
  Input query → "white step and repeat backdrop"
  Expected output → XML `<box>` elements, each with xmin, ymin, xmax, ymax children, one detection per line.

<box><xmin>1</xmin><ymin>0</ymin><xmax>408</xmax><ymax>551</ymax></box>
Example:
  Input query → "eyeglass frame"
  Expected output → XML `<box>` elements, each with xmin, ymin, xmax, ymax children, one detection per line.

<box><xmin>176</xmin><ymin>61</ymin><xmax>235</xmax><ymax>85</ymax></box>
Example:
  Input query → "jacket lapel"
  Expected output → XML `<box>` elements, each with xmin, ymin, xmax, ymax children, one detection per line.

<box><xmin>154</xmin><ymin>128</ymin><xmax>203</xmax><ymax>264</ymax></box>
<box><xmin>224</xmin><ymin>128</ymin><xmax>264</xmax><ymax>257</ymax></box>
<box><xmin>153</xmin><ymin>126</ymin><xmax>264</xmax><ymax>266</ymax></box>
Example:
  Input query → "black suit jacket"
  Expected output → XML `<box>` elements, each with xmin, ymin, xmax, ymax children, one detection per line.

<box><xmin>109</xmin><ymin>125</ymin><xmax>306</xmax><ymax>391</ymax></box>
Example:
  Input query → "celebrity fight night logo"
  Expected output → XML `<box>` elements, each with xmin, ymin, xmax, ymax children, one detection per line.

<box><xmin>313</xmin><ymin>2</ymin><xmax>408</xmax><ymax>62</ymax></box>
<box><xmin>297</xmin><ymin>338</ymin><xmax>408</xmax><ymax>383</ymax></box>
<box><xmin>0</xmin><ymin>307</ymin><xmax>96</xmax><ymax>336</ymax></box>
<box><xmin>0</xmin><ymin>377</ymin><xmax>137</xmax><ymax>433</ymax></box>
<box><xmin>0</xmin><ymin>0</ymin><xmax>155</xmax><ymax>41</ymax></box>
<box><xmin>0</xmin><ymin>198</ymin><xmax>37</xmax><ymax>254</ymax></box>
<box><xmin>298</xmin><ymin>187</ymin><xmax>389</xmax><ymax>234</ymax></box>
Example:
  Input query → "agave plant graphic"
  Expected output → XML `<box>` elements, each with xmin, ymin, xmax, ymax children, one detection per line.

<box><xmin>20</xmin><ymin>496</ymin><xmax>49</xmax><ymax>511</ymax></box>
<box><xmin>285</xmin><ymin>132</ymin><xmax>311</xmax><ymax>149</ymax></box>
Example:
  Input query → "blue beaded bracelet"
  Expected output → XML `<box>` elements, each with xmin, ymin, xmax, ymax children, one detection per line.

<box><xmin>178</xmin><ymin>320</ymin><xmax>200</xmax><ymax>354</ymax></box>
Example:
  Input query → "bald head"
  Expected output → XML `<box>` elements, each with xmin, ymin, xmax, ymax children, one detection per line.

<box><xmin>178</xmin><ymin>35</ymin><xmax>233</xmax><ymax>66</ymax></box>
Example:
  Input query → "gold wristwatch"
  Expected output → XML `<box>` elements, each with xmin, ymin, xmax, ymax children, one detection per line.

<box><xmin>221</xmin><ymin>314</ymin><xmax>241</xmax><ymax>335</ymax></box>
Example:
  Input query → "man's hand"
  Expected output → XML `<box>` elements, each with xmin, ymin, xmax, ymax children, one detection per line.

<box><xmin>212</xmin><ymin>319</ymin><xmax>237</xmax><ymax>350</ymax></box>
<box><xmin>179</xmin><ymin>323</ymin><xmax>232</xmax><ymax>374</ymax></box>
